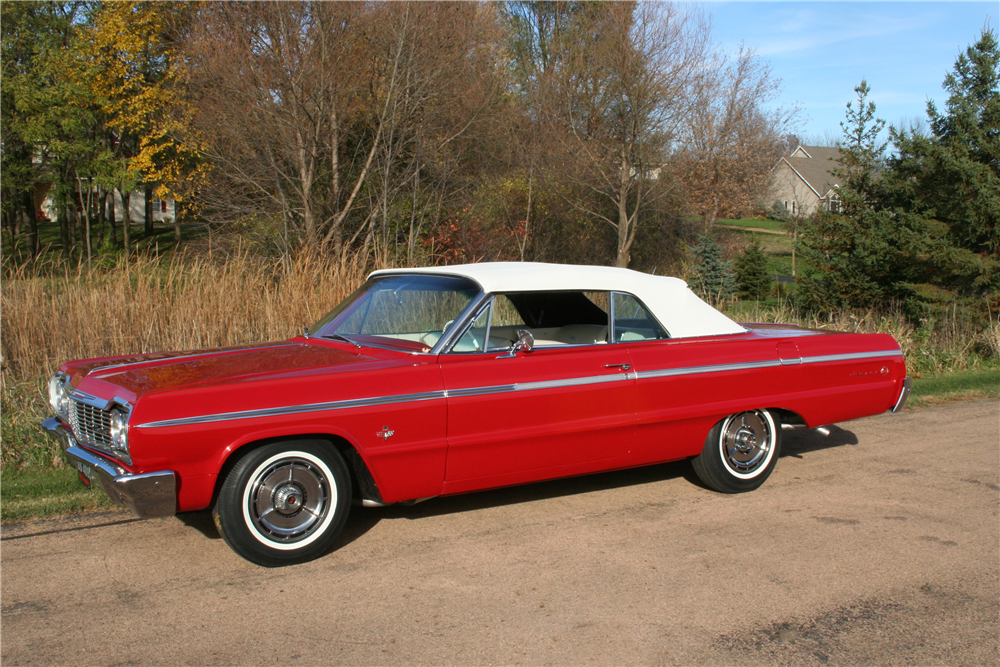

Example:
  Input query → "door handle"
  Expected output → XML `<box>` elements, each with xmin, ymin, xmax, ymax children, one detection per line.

<box><xmin>604</xmin><ymin>363</ymin><xmax>631</xmax><ymax>371</ymax></box>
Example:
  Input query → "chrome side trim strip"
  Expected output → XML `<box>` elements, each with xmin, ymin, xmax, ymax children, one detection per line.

<box><xmin>136</xmin><ymin>349</ymin><xmax>903</xmax><ymax>429</ymax></box>
<box><xmin>636</xmin><ymin>359</ymin><xmax>783</xmax><ymax>380</ymax></box>
<box><xmin>515</xmin><ymin>371</ymin><xmax>634</xmax><ymax>392</ymax></box>
<box><xmin>802</xmin><ymin>350</ymin><xmax>903</xmax><ymax>364</ymax></box>
<box><xmin>139</xmin><ymin>390</ymin><xmax>449</xmax><ymax>429</ymax></box>
<box><xmin>635</xmin><ymin>350</ymin><xmax>902</xmax><ymax>381</ymax></box>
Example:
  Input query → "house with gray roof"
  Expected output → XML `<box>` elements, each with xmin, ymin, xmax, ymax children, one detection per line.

<box><xmin>769</xmin><ymin>145</ymin><xmax>843</xmax><ymax>217</ymax></box>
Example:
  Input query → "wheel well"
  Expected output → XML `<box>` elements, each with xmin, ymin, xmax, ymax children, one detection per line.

<box><xmin>770</xmin><ymin>408</ymin><xmax>807</xmax><ymax>429</ymax></box>
<box><xmin>212</xmin><ymin>434</ymin><xmax>383</xmax><ymax>508</ymax></box>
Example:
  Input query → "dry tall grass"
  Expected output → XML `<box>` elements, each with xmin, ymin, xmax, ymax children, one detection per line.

<box><xmin>728</xmin><ymin>299</ymin><xmax>1000</xmax><ymax>375</ymax></box>
<box><xmin>2</xmin><ymin>252</ymin><xmax>366</xmax><ymax>383</ymax></box>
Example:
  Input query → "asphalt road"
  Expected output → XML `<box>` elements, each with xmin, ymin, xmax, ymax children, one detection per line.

<box><xmin>2</xmin><ymin>400</ymin><xmax>997</xmax><ymax>666</ymax></box>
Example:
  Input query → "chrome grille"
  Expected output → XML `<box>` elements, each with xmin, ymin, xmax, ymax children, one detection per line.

<box><xmin>69</xmin><ymin>399</ymin><xmax>114</xmax><ymax>449</ymax></box>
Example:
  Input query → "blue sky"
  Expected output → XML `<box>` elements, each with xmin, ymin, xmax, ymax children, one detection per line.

<box><xmin>701</xmin><ymin>1</ymin><xmax>996</xmax><ymax>143</ymax></box>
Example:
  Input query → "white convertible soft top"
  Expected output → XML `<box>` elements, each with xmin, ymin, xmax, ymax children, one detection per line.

<box><xmin>370</xmin><ymin>262</ymin><xmax>746</xmax><ymax>339</ymax></box>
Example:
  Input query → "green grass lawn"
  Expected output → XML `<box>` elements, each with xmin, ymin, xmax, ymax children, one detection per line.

<box><xmin>908</xmin><ymin>369</ymin><xmax>1000</xmax><ymax>407</ymax></box>
<box><xmin>722</xmin><ymin>225</ymin><xmax>811</xmax><ymax>279</ymax></box>
<box><xmin>3</xmin><ymin>217</ymin><xmax>205</xmax><ymax>271</ymax></box>
<box><xmin>1</xmin><ymin>465</ymin><xmax>115</xmax><ymax>523</ymax></box>
<box><xmin>716</xmin><ymin>218</ymin><xmax>789</xmax><ymax>233</ymax></box>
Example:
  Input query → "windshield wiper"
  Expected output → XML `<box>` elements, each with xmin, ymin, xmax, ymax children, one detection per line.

<box><xmin>321</xmin><ymin>333</ymin><xmax>362</xmax><ymax>349</ymax></box>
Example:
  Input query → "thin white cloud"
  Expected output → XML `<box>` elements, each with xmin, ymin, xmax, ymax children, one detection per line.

<box><xmin>755</xmin><ymin>12</ymin><xmax>932</xmax><ymax>56</ymax></box>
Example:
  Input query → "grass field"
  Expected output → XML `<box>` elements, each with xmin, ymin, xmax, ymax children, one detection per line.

<box><xmin>1</xmin><ymin>466</ymin><xmax>115</xmax><ymax>522</ymax></box>
<box><xmin>716</xmin><ymin>218</ymin><xmax>790</xmax><ymax>233</ymax></box>
<box><xmin>717</xmin><ymin>221</ymin><xmax>811</xmax><ymax>283</ymax></box>
<box><xmin>908</xmin><ymin>369</ymin><xmax>1000</xmax><ymax>407</ymax></box>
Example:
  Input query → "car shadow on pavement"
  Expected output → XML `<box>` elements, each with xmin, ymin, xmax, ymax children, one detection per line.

<box><xmin>781</xmin><ymin>425</ymin><xmax>859</xmax><ymax>458</ymax></box>
<box><xmin>175</xmin><ymin>509</ymin><xmax>221</xmax><ymax>539</ymax></box>
<box><xmin>170</xmin><ymin>424</ymin><xmax>861</xmax><ymax>553</ymax></box>
<box><xmin>369</xmin><ymin>458</ymin><xmax>697</xmax><ymax>522</ymax></box>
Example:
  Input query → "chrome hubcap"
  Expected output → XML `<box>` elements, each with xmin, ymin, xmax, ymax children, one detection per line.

<box><xmin>721</xmin><ymin>411</ymin><xmax>772</xmax><ymax>475</ymax></box>
<box><xmin>249</xmin><ymin>458</ymin><xmax>330</xmax><ymax>543</ymax></box>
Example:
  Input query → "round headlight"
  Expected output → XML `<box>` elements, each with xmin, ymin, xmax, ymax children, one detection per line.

<box><xmin>109</xmin><ymin>408</ymin><xmax>129</xmax><ymax>452</ymax></box>
<box><xmin>48</xmin><ymin>375</ymin><xmax>63</xmax><ymax>409</ymax></box>
<box><xmin>48</xmin><ymin>373</ymin><xmax>71</xmax><ymax>419</ymax></box>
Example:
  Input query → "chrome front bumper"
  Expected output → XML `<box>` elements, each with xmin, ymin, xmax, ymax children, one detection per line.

<box><xmin>42</xmin><ymin>417</ymin><xmax>176</xmax><ymax>518</ymax></box>
<box><xmin>890</xmin><ymin>377</ymin><xmax>913</xmax><ymax>413</ymax></box>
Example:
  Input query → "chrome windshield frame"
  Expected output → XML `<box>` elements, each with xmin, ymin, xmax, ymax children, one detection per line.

<box><xmin>430</xmin><ymin>290</ymin><xmax>492</xmax><ymax>355</ymax></box>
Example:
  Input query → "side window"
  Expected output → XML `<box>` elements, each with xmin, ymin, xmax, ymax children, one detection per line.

<box><xmin>453</xmin><ymin>303</ymin><xmax>492</xmax><ymax>353</ymax></box>
<box><xmin>447</xmin><ymin>291</ymin><xmax>615</xmax><ymax>352</ymax></box>
<box><xmin>613</xmin><ymin>293</ymin><xmax>668</xmax><ymax>342</ymax></box>
<box><xmin>451</xmin><ymin>296</ymin><xmax>531</xmax><ymax>353</ymax></box>
<box><xmin>486</xmin><ymin>295</ymin><xmax>526</xmax><ymax>350</ymax></box>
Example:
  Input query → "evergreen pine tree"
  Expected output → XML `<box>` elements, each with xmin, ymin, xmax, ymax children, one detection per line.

<box><xmin>688</xmin><ymin>235</ymin><xmax>735</xmax><ymax>304</ymax></box>
<box><xmin>796</xmin><ymin>77</ymin><xmax>996</xmax><ymax>313</ymax></box>
<box><xmin>888</xmin><ymin>28</ymin><xmax>1000</xmax><ymax>255</ymax></box>
<box><xmin>735</xmin><ymin>240</ymin><xmax>772</xmax><ymax>301</ymax></box>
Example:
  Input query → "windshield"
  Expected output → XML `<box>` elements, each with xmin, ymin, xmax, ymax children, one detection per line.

<box><xmin>307</xmin><ymin>275</ymin><xmax>481</xmax><ymax>352</ymax></box>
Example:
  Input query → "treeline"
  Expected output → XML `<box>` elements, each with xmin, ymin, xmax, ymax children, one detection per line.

<box><xmin>2</xmin><ymin>1</ymin><xmax>796</xmax><ymax>271</ymax></box>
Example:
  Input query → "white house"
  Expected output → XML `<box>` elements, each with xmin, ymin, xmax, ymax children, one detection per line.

<box><xmin>40</xmin><ymin>187</ymin><xmax>175</xmax><ymax>224</ymax></box>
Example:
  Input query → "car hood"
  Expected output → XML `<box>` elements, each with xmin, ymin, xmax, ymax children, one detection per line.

<box><xmin>65</xmin><ymin>340</ymin><xmax>388</xmax><ymax>399</ymax></box>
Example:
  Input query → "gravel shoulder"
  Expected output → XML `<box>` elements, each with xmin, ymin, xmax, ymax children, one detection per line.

<box><xmin>2</xmin><ymin>400</ymin><xmax>997</xmax><ymax>666</ymax></box>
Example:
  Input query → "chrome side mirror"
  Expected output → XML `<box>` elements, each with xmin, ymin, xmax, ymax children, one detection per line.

<box><xmin>514</xmin><ymin>329</ymin><xmax>534</xmax><ymax>353</ymax></box>
<box><xmin>497</xmin><ymin>329</ymin><xmax>534</xmax><ymax>358</ymax></box>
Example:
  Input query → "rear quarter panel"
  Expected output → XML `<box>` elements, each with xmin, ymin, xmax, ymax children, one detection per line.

<box><xmin>623</xmin><ymin>327</ymin><xmax>905</xmax><ymax>466</ymax></box>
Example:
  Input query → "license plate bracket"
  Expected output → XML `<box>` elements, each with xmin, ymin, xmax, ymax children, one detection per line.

<box><xmin>77</xmin><ymin>461</ymin><xmax>93</xmax><ymax>487</ymax></box>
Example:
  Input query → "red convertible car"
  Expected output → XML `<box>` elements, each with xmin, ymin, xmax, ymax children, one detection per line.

<box><xmin>44</xmin><ymin>263</ymin><xmax>911</xmax><ymax>566</ymax></box>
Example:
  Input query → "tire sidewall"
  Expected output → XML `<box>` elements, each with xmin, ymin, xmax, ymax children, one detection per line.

<box><xmin>216</xmin><ymin>441</ymin><xmax>351</xmax><ymax>566</ymax></box>
<box><xmin>693</xmin><ymin>409</ymin><xmax>782</xmax><ymax>493</ymax></box>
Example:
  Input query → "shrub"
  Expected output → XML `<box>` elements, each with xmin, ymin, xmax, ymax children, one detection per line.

<box><xmin>767</xmin><ymin>200</ymin><xmax>790</xmax><ymax>222</ymax></box>
<box><xmin>688</xmin><ymin>235</ymin><xmax>735</xmax><ymax>304</ymax></box>
<box><xmin>735</xmin><ymin>240</ymin><xmax>773</xmax><ymax>301</ymax></box>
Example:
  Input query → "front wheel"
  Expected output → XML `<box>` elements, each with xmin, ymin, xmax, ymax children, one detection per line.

<box><xmin>691</xmin><ymin>409</ymin><xmax>781</xmax><ymax>493</ymax></box>
<box><xmin>213</xmin><ymin>441</ymin><xmax>351</xmax><ymax>566</ymax></box>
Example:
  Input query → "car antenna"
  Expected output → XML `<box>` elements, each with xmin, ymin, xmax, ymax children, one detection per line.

<box><xmin>302</xmin><ymin>325</ymin><xmax>310</xmax><ymax>340</ymax></box>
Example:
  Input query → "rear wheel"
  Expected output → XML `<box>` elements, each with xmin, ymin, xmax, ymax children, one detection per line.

<box><xmin>213</xmin><ymin>441</ymin><xmax>351</xmax><ymax>566</ymax></box>
<box><xmin>692</xmin><ymin>409</ymin><xmax>781</xmax><ymax>493</ymax></box>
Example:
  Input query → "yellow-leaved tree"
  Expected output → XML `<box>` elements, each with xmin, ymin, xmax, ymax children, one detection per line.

<box><xmin>85</xmin><ymin>0</ymin><xmax>207</xmax><ymax>246</ymax></box>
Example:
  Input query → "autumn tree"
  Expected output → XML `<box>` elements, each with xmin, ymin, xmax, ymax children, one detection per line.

<box><xmin>558</xmin><ymin>3</ymin><xmax>710</xmax><ymax>267</ymax></box>
<box><xmin>677</xmin><ymin>45</ymin><xmax>799</xmax><ymax>228</ymax></box>
<box><xmin>185</xmin><ymin>1</ymin><xmax>505</xmax><ymax>262</ymax></box>
<box><xmin>85</xmin><ymin>1</ymin><xmax>205</xmax><ymax>248</ymax></box>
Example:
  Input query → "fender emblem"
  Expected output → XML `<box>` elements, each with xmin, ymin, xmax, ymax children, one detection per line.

<box><xmin>377</xmin><ymin>426</ymin><xmax>395</xmax><ymax>440</ymax></box>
